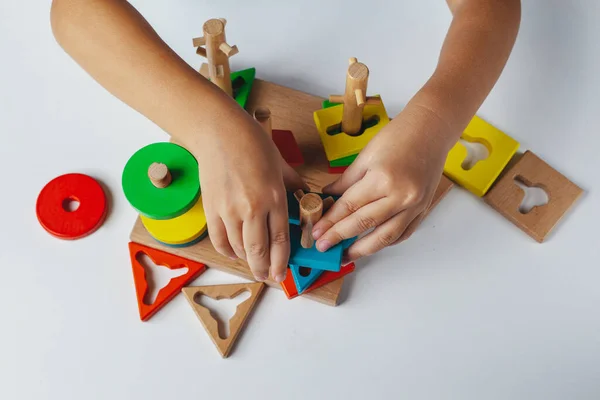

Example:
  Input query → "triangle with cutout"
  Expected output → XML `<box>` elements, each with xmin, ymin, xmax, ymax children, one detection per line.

<box><xmin>290</xmin><ymin>265</ymin><xmax>324</xmax><ymax>294</ymax></box>
<box><xmin>182</xmin><ymin>282</ymin><xmax>265</xmax><ymax>358</ymax></box>
<box><xmin>128</xmin><ymin>242</ymin><xmax>207</xmax><ymax>322</ymax></box>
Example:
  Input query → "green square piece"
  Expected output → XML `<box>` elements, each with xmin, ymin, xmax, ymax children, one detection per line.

<box><xmin>231</xmin><ymin>67</ymin><xmax>256</xmax><ymax>109</ymax></box>
<box><xmin>329</xmin><ymin>153</ymin><xmax>358</xmax><ymax>167</ymax></box>
<box><xmin>322</xmin><ymin>99</ymin><xmax>341</xmax><ymax>109</ymax></box>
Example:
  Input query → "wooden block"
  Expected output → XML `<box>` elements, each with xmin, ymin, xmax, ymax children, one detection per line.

<box><xmin>128</xmin><ymin>242</ymin><xmax>207</xmax><ymax>322</ymax></box>
<box><xmin>484</xmin><ymin>151</ymin><xmax>583</xmax><ymax>242</ymax></box>
<box><xmin>272</xmin><ymin>129</ymin><xmax>304</xmax><ymax>167</ymax></box>
<box><xmin>444</xmin><ymin>115</ymin><xmax>519</xmax><ymax>197</ymax></box>
<box><xmin>140</xmin><ymin>195</ymin><xmax>207</xmax><ymax>245</ymax></box>
<box><xmin>314</xmin><ymin>101</ymin><xmax>390</xmax><ymax>161</ymax></box>
<box><xmin>36</xmin><ymin>173</ymin><xmax>108</xmax><ymax>240</ymax></box>
<box><xmin>290</xmin><ymin>265</ymin><xmax>324</xmax><ymax>294</ymax></box>
<box><xmin>281</xmin><ymin>263</ymin><xmax>356</xmax><ymax>300</ymax></box>
<box><xmin>182</xmin><ymin>282</ymin><xmax>264</xmax><ymax>358</ymax></box>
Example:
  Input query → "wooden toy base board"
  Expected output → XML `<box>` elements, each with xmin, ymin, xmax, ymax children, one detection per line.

<box><xmin>130</xmin><ymin>78</ymin><xmax>454</xmax><ymax>307</ymax></box>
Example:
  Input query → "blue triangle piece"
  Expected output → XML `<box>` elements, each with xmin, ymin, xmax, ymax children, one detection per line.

<box><xmin>290</xmin><ymin>265</ymin><xmax>324</xmax><ymax>294</ymax></box>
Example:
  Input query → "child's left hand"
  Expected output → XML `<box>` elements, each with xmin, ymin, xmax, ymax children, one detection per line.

<box><xmin>312</xmin><ymin>104</ymin><xmax>457</xmax><ymax>264</ymax></box>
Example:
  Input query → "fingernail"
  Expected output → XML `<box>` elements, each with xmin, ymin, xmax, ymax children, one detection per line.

<box><xmin>312</xmin><ymin>228</ymin><xmax>323</xmax><ymax>240</ymax></box>
<box><xmin>317</xmin><ymin>240</ymin><xmax>331</xmax><ymax>252</ymax></box>
<box><xmin>275</xmin><ymin>272</ymin><xmax>286</xmax><ymax>283</ymax></box>
<box><xmin>255</xmin><ymin>275</ymin><xmax>267</xmax><ymax>282</ymax></box>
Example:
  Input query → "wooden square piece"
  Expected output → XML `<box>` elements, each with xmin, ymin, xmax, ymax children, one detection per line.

<box><xmin>484</xmin><ymin>151</ymin><xmax>583</xmax><ymax>242</ymax></box>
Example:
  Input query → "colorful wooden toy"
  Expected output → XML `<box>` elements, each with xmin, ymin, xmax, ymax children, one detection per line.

<box><xmin>293</xmin><ymin>190</ymin><xmax>335</xmax><ymax>248</ymax></box>
<box><xmin>230</xmin><ymin>67</ymin><xmax>256</xmax><ymax>109</ymax></box>
<box><xmin>290</xmin><ymin>265</ymin><xmax>324</xmax><ymax>294</ymax></box>
<box><xmin>253</xmin><ymin>106</ymin><xmax>303</xmax><ymax>166</ymax></box>
<box><xmin>122</xmin><ymin>142</ymin><xmax>200</xmax><ymax>220</ymax></box>
<box><xmin>154</xmin><ymin>229</ymin><xmax>208</xmax><ymax>248</ymax></box>
<box><xmin>193</xmin><ymin>18</ymin><xmax>238</xmax><ymax>96</ymax></box>
<box><xmin>444</xmin><ymin>116</ymin><xmax>519</xmax><ymax>197</ymax></box>
<box><xmin>140</xmin><ymin>195</ymin><xmax>208</xmax><ymax>246</ymax></box>
<box><xmin>36</xmin><ymin>173</ymin><xmax>107</xmax><ymax>240</ymax></box>
<box><xmin>281</xmin><ymin>263</ymin><xmax>356</xmax><ymax>300</ymax></box>
<box><xmin>289</xmin><ymin>223</ymin><xmax>344</xmax><ymax>272</ymax></box>
<box><xmin>330</xmin><ymin>153</ymin><xmax>358</xmax><ymax>167</ymax></box>
<box><xmin>314</xmin><ymin>101</ymin><xmax>389</xmax><ymax>161</ymax></box>
<box><xmin>182</xmin><ymin>282</ymin><xmax>265</xmax><ymax>358</ymax></box>
<box><xmin>328</xmin><ymin>165</ymin><xmax>349</xmax><ymax>174</ymax></box>
<box><xmin>128</xmin><ymin>242</ymin><xmax>206</xmax><ymax>322</ymax></box>
<box><xmin>484</xmin><ymin>151</ymin><xmax>583</xmax><ymax>242</ymax></box>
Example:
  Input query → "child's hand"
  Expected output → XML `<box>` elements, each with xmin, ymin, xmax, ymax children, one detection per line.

<box><xmin>312</xmin><ymin>106</ymin><xmax>455</xmax><ymax>263</ymax></box>
<box><xmin>194</xmin><ymin>109</ymin><xmax>307</xmax><ymax>282</ymax></box>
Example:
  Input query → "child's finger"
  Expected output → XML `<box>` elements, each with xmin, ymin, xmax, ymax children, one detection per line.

<box><xmin>267</xmin><ymin>204</ymin><xmax>291</xmax><ymax>283</ymax></box>
<box><xmin>315</xmin><ymin>198</ymin><xmax>399</xmax><ymax>252</ymax></box>
<box><xmin>242</xmin><ymin>214</ymin><xmax>271</xmax><ymax>281</ymax></box>
<box><xmin>207</xmin><ymin>216</ymin><xmax>237</xmax><ymax>260</ymax></box>
<box><xmin>223</xmin><ymin>218</ymin><xmax>245</xmax><ymax>260</ymax></box>
<box><xmin>343</xmin><ymin>210</ymin><xmax>416</xmax><ymax>263</ymax></box>
<box><xmin>322</xmin><ymin>162</ymin><xmax>366</xmax><ymax>195</ymax></box>
<box><xmin>312</xmin><ymin>177</ymin><xmax>382</xmax><ymax>240</ymax></box>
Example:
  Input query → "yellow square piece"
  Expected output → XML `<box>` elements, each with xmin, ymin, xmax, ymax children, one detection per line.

<box><xmin>314</xmin><ymin>102</ymin><xmax>390</xmax><ymax>161</ymax></box>
<box><xmin>444</xmin><ymin>116</ymin><xmax>519</xmax><ymax>197</ymax></box>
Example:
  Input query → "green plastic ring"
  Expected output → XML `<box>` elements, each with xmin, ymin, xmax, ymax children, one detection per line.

<box><xmin>122</xmin><ymin>142</ymin><xmax>200</xmax><ymax>220</ymax></box>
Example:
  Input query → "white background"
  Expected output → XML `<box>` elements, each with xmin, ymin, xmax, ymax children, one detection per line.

<box><xmin>1</xmin><ymin>1</ymin><xmax>599</xmax><ymax>399</ymax></box>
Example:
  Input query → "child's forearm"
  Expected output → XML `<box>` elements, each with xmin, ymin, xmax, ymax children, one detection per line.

<box><xmin>401</xmin><ymin>0</ymin><xmax>521</xmax><ymax>149</ymax></box>
<box><xmin>50</xmin><ymin>0</ymin><xmax>238</xmax><ymax>154</ymax></box>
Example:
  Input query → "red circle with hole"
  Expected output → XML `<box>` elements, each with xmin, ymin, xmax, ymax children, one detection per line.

<box><xmin>36</xmin><ymin>173</ymin><xmax>108</xmax><ymax>240</ymax></box>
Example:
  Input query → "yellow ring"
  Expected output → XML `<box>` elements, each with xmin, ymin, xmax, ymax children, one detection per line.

<box><xmin>140</xmin><ymin>195</ymin><xmax>207</xmax><ymax>245</ymax></box>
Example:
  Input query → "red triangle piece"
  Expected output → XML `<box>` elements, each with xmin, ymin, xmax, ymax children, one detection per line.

<box><xmin>128</xmin><ymin>242</ymin><xmax>207</xmax><ymax>321</ymax></box>
<box><xmin>281</xmin><ymin>262</ymin><xmax>355</xmax><ymax>299</ymax></box>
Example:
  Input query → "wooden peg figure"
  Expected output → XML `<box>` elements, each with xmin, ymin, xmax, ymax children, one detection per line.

<box><xmin>329</xmin><ymin>57</ymin><xmax>382</xmax><ymax>136</ymax></box>
<box><xmin>253</xmin><ymin>106</ymin><xmax>272</xmax><ymax>138</ymax></box>
<box><xmin>294</xmin><ymin>190</ymin><xmax>335</xmax><ymax>248</ymax></box>
<box><xmin>192</xmin><ymin>18</ymin><xmax>239</xmax><ymax>96</ymax></box>
<box><xmin>148</xmin><ymin>162</ymin><xmax>172</xmax><ymax>188</ymax></box>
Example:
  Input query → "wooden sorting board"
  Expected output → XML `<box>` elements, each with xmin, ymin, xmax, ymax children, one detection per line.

<box><xmin>130</xmin><ymin>79</ymin><xmax>454</xmax><ymax>306</ymax></box>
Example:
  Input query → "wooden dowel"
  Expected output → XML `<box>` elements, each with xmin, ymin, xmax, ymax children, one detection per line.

<box><xmin>355</xmin><ymin>89</ymin><xmax>366</xmax><ymax>106</ymax></box>
<box><xmin>192</xmin><ymin>36</ymin><xmax>206</xmax><ymax>47</ymax></box>
<box><xmin>200</xmin><ymin>18</ymin><xmax>235</xmax><ymax>96</ymax></box>
<box><xmin>253</xmin><ymin>106</ymin><xmax>272</xmax><ymax>137</ymax></box>
<box><xmin>299</xmin><ymin>193</ymin><xmax>323</xmax><ymax>249</ymax></box>
<box><xmin>148</xmin><ymin>162</ymin><xmax>172</xmax><ymax>189</ymax></box>
<box><xmin>294</xmin><ymin>190</ymin><xmax>305</xmax><ymax>203</ymax></box>
<box><xmin>329</xmin><ymin>95</ymin><xmax>344</xmax><ymax>104</ymax></box>
<box><xmin>341</xmin><ymin>59</ymin><xmax>369</xmax><ymax>136</ymax></box>
<box><xmin>365</xmin><ymin>96</ymin><xmax>382</xmax><ymax>105</ymax></box>
<box><xmin>322</xmin><ymin>196</ymin><xmax>335</xmax><ymax>213</ymax></box>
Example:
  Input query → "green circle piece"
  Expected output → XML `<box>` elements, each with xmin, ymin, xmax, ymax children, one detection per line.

<box><xmin>122</xmin><ymin>142</ymin><xmax>200</xmax><ymax>220</ymax></box>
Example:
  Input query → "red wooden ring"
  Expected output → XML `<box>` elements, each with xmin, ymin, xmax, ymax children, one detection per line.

<box><xmin>36</xmin><ymin>173</ymin><xmax>108</xmax><ymax>240</ymax></box>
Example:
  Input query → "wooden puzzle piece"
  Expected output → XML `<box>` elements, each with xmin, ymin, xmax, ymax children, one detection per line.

<box><xmin>281</xmin><ymin>263</ymin><xmax>356</xmax><ymax>299</ymax></box>
<box><xmin>290</xmin><ymin>265</ymin><xmax>324</xmax><ymax>294</ymax></box>
<box><xmin>328</xmin><ymin>57</ymin><xmax>383</xmax><ymax>135</ymax></box>
<box><xmin>182</xmin><ymin>282</ymin><xmax>265</xmax><ymax>358</ymax></box>
<box><xmin>289</xmin><ymin>224</ymin><xmax>344</xmax><ymax>272</ymax></box>
<box><xmin>193</xmin><ymin>18</ymin><xmax>238</xmax><ymax>96</ymax></box>
<box><xmin>253</xmin><ymin>106</ymin><xmax>303</xmax><ymax>166</ymax></box>
<box><xmin>140</xmin><ymin>195</ymin><xmax>208</xmax><ymax>245</ymax></box>
<box><xmin>314</xmin><ymin>101</ymin><xmax>390</xmax><ymax>161</ymax></box>
<box><xmin>122</xmin><ymin>142</ymin><xmax>200</xmax><ymax>220</ymax></box>
<box><xmin>444</xmin><ymin>116</ymin><xmax>519</xmax><ymax>197</ymax></box>
<box><xmin>330</xmin><ymin>153</ymin><xmax>358</xmax><ymax>167</ymax></box>
<box><xmin>36</xmin><ymin>173</ymin><xmax>108</xmax><ymax>240</ymax></box>
<box><xmin>128</xmin><ymin>242</ymin><xmax>206</xmax><ymax>321</ymax></box>
<box><xmin>328</xmin><ymin>165</ymin><xmax>349</xmax><ymax>174</ymax></box>
<box><xmin>484</xmin><ymin>151</ymin><xmax>583</xmax><ymax>242</ymax></box>
<box><xmin>154</xmin><ymin>229</ymin><xmax>208</xmax><ymax>248</ymax></box>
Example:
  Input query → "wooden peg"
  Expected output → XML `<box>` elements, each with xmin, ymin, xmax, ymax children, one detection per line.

<box><xmin>329</xmin><ymin>57</ymin><xmax>371</xmax><ymax>136</ymax></box>
<box><xmin>299</xmin><ymin>193</ymin><xmax>324</xmax><ymax>249</ymax></box>
<box><xmin>294</xmin><ymin>189</ymin><xmax>306</xmax><ymax>202</ymax></box>
<box><xmin>192</xmin><ymin>36</ymin><xmax>206</xmax><ymax>47</ymax></box>
<box><xmin>322</xmin><ymin>196</ymin><xmax>335</xmax><ymax>213</ymax></box>
<box><xmin>148</xmin><ymin>162</ymin><xmax>172</xmax><ymax>188</ymax></box>
<box><xmin>253</xmin><ymin>107</ymin><xmax>272</xmax><ymax>138</ymax></box>
<box><xmin>195</xmin><ymin>18</ymin><xmax>238</xmax><ymax>96</ymax></box>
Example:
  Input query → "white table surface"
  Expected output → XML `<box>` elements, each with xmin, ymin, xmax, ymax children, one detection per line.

<box><xmin>2</xmin><ymin>1</ymin><xmax>599</xmax><ymax>399</ymax></box>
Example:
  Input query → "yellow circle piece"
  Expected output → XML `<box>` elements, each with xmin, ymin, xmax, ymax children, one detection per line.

<box><xmin>140</xmin><ymin>196</ymin><xmax>207</xmax><ymax>245</ymax></box>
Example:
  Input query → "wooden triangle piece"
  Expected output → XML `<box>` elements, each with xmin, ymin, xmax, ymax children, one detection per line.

<box><xmin>182</xmin><ymin>282</ymin><xmax>265</xmax><ymax>358</ymax></box>
<box><xmin>128</xmin><ymin>242</ymin><xmax>207</xmax><ymax>322</ymax></box>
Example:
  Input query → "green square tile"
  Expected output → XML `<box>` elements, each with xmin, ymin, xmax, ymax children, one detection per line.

<box><xmin>329</xmin><ymin>153</ymin><xmax>358</xmax><ymax>167</ymax></box>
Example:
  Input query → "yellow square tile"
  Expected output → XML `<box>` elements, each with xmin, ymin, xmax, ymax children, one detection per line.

<box><xmin>314</xmin><ymin>102</ymin><xmax>390</xmax><ymax>161</ymax></box>
<box><xmin>444</xmin><ymin>116</ymin><xmax>519</xmax><ymax>197</ymax></box>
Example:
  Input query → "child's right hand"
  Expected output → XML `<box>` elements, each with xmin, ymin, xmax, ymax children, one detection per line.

<box><xmin>191</xmin><ymin>106</ymin><xmax>307</xmax><ymax>283</ymax></box>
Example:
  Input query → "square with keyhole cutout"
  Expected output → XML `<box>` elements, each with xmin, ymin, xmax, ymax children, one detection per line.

<box><xmin>444</xmin><ymin>115</ymin><xmax>519</xmax><ymax>197</ymax></box>
<box><xmin>314</xmin><ymin>101</ymin><xmax>390</xmax><ymax>161</ymax></box>
<box><xmin>484</xmin><ymin>151</ymin><xmax>583</xmax><ymax>243</ymax></box>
